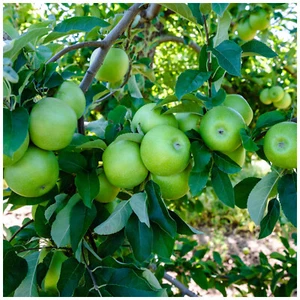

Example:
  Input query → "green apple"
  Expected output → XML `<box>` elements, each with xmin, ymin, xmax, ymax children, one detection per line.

<box><xmin>4</xmin><ymin>146</ymin><xmax>59</xmax><ymax>197</ymax></box>
<box><xmin>175</xmin><ymin>113</ymin><xmax>201</xmax><ymax>132</ymax></box>
<box><xmin>131</xmin><ymin>103</ymin><xmax>178</xmax><ymax>134</ymax></box>
<box><xmin>94</xmin><ymin>171</ymin><xmax>120</xmax><ymax>203</ymax></box>
<box><xmin>259</xmin><ymin>88</ymin><xmax>272</xmax><ymax>105</ymax></box>
<box><xmin>263</xmin><ymin>122</ymin><xmax>297</xmax><ymax>169</ymax></box>
<box><xmin>103</xmin><ymin>140</ymin><xmax>148</xmax><ymax>189</ymax></box>
<box><xmin>151</xmin><ymin>166</ymin><xmax>190</xmax><ymax>200</ymax></box>
<box><xmin>249</xmin><ymin>8</ymin><xmax>270</xmax><ymax>31</ymax></box>
<box><xmin>55</xmin><ymin>81</ymin><xmax>86</xmax><ymax>119</ymax></box>
<box><xmin>268</xmin><ymin>86</ymin><xmax>284</xmax><ymax>103</ymax></box>
<box><xmin>223</xmin><ymin>94</ymin><xmax>253</xmax><ymax>126</ymax></box>
<box><xmin>3</xmin><ymin>132</ymin><xmax>29</xmax><ymax>167</ymax></box>
<box><xmin>237</xmin><ymin>19</ymin><xmax>257</xmax><ymax>41</ymax></box>
<box><xmin>140</xmin><ymin>125</ymin><xmax>191</xmax><ymax>176</ymax></box>
<box><xmin>43</xmin><ymin>250</ymin><xmax>68</xmax><ymax>295</ymax></box>
<box><xmin>273</xmin><ymin>92</ymin><xmax>292</xmax><ymax>109</ymax></box>
<box><xmin>90</xmin><ymin>47</ymin><xmax>129</xmax><ymax>83</ymax></box>
<box><xmin>29</xmin><ymin>97</ymin><xmax>77</xmax><ymax>151</ymax></box>
<box><xmin>199</xmin><ymin>106</ymin><xmax>246</xmax><ymax>152</ymax></box>
<box><xmin>222</xmin><ymin>145</ymin><xmax>246</xmax><ymax>167</ymax></box>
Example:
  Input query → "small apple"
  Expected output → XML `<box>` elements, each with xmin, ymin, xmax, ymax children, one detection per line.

<box><xmin>259</xmin><ymin>88</ymin><xmax>272</xmax><ymax>105</ymax></box>
<box><xmin>94</xmin><ymin>171</ymin><xmax>120</xmax><ymax>203</ymax></box>
<box><xmin>140</xmin><ymin>125</ymin><xmax>191</xmax><ymax>176</ymax></box>
<box><xmin>222</xmin><ymin>94</ymin><xmax>253</xmax><ymax>126</ymax></box>
<box><xmin>249</xmin><ymin>8</ymin><xmax>270</xmax><ymax>31</ymax></box>
<box><xmin>273</xmin><ymin>92</ymin><xmax>292</xmax><ymax>109</ymax></box>
<box><xmin>199</xmin><ymin>106</ymin><xmax>246</xmax><ymax>152</ymax></box>
<box><xmin>175</xmin><ymin>113</ymin><xmax>201</xmax><ymax>132</ymax></box>
<box><xmin>151</xmin><ymin>166</ymin><xmax>190</xmax><ymax>200</ymax></box>
<box><xmin>90</xmin><ymin>47</ymin><xmax>129</xmax><ymax>83</ymax></box>
<box><xmin>103</xmin><ymin>140</ymin><xmax>148</xmax><ymax>189</ymax></box>
<box><xmin>268</xmin><ymin>86</ymin><xmax>284</xmax><ymax>103</ymax></box>
<box><xmin>242</xmin><ymin>247</ymin><xmax>250</xmax><ymax>255</ymax></box>
<box><xmin>29</xmin><ymin>97</ymin><xmax>77</xmax><ymax>151</ymax></box>
<box><xmin>263</xmin><ymin>121</ymin><xmax>297</xmax><ymax>169</ymax></box>
<box><xmin>55</xmin><ymin>81</ymin><xmax>86</xmax><ymax>119</ymax></box>
<box><xmin>3</xmin><ymin>132</ymin><xmax>29</xmax><ymax>167</ymax></box>
<box><xmin>237</xmin><ymin>19</ymin><xmax>257</xmax><ymax>41</ymax></box>
<box><xmin>222</xmin><ymin>145</ymin><xmax>246</xmax><ymax>167</ymax></box>
<box><xmin>4</xmin><ymin>146</ymin><xmax>59</xmax><ymax>197</ymax></box>
<box><xmin>131</xmin><ymin>103</ymin><xmax>178</xmax><ymax>134</ymax></box>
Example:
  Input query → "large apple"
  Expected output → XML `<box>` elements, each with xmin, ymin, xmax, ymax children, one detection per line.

<box><xmin>268</xmin><ymin>86</ymin><xmax>284</xmax><ymax>103</ymax></box>
<box><xmin>259</xmin><ymin>88</ymin><xmax>272</xmax><ymax>105</ymax></box>
<box><xmin>29</xmin><ymin>97</ymin><xmax>77</xmax><ymax>151</ymax></box>
<box><xmin>222</xmin><ymin>94</ymin><xmax>253</xmax><ymax>126</ymax></box>
<box><xmin>151</xmin><ymin>166</ymin><xmax>190</xmax><ymax>200</ymax></box>
<box><xmin>3</xmin><ymin>132</ymin><xmax>29</xmax><ymax>167</ymax></box>
<box><xmin>90</xmin><ymin>47</ymin><xmax>129</xmax><ymax>83</ymax></box>
<box><xmin>131</xmin><ymin>103</ymin><xmax>178</xmax><ymax>134</ymax></box>
<box><xmin>237</xmin><ymin>19</ymin><xmax>257</xmax><ymax>41</ymax></box>
<box><xmin>199</xmin><ymin>106</ymin><xmax>245</xmax><ymax>152</ymax></box>
<box><xmin>273</xmin><ymin>92</ymin><xmax>292</xmax><ymax>109</ymax></box>
<box><xmin>249</xmin><ymin>8</ymin><xmax>270</xmax><ymax>31</ymax></box>
<box><xmin>222</xmin><ymin>145</ymin><xmax>246</xmax><ymax>167</ymax></box>
<box><xmin>4</xmin><ymin>146</ymin><xmax>59</xmax><ymax>197</ymax></box>
<box><xmin>103</xmin><ymin>140</ymin><xmax>148</xmax><ymax>188</ymax></box>
<box><xmin>175</xmin><ymin>113</ymin><xmax>201</xmax><ymax>132</ymax></box>
<box><xmin>140</xmin><ymin>125</ymin><xmax>191</xmax><ymax>176</ymax></box>
<box><xmin>94</xmin><ymin>171</ymin><xmax>120</xmax><ymax>203</ymax></box>
<box><xmin>55</xmin><ymin>81</ymin><xmax>86</xmax><ymax>119</ymax></box>
<box><xmin>263</xmin><ymin>121</ymin><xmax>297</xmax><ymax>169</ymax></box>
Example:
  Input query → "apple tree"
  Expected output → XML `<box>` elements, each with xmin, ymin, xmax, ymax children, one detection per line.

<box><xmin>3</xmin><ymin>3</ymin><xmax>297</xmax><ymax>297</ymax></box>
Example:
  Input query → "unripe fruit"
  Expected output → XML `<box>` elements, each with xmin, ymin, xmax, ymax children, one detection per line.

<box><xmin>268</xmin><ymin>86</ymin><xmax>284</xmax><ymax>103</ymax></box>
<box><xmin>249</xmin><ymin>8</ymin><xmax>270</xmax><ymax>31</ymax></box>
<box><xmin>175</xmin><ymin>113</ymin><xmax>201</xmax><ymax>132</ymax></box>
<box><xmin>237</xmin><ymin>19</ymin><xmax>257</xmax><ymax>41</ymax></box>
<box><xmin>259</xmin><ymin>88</ymin><xmax>272</xmax><ymax>105</ymax></box>
<box><xmin>222</xmin><ymin>145</ymin><xmax>246</xmax><ymax>167</ymax></box>
<box><xmin>273</xmin><ymin>92</ymin><xmax>292</xmax><ymax>109</ymax></box>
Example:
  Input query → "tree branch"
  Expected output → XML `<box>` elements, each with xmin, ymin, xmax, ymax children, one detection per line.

<box><xmin>8</xmin><ymin>219</ymin><xmax>34</xmax><ymax>242</ymax></box>
<box><xmin>140</xmin><ymin>4</ymin><xmax>161</xmax><ymax>21</ymax></box>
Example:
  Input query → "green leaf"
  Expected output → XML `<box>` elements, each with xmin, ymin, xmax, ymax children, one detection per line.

<box><xmin>213</xmin><ymin>10</ymin><xmax>231</xmax><ymax>47</ymax></box>
<box><xmin>234</xmin><ymin>177</ymin><xmax>260</xmax><ymax>209</ymax></box>
<box><xmin>51</xmin><ymin>194</ymin><xmax>81</xmax><ymax>247</ymax></box>
<box><xmin>3</xmin><ymin>241</ymin><xmax>28</xmax><ymax>296</ymax></box>
<box><xmin>152</xmin><ymin>223</ymin><xmax>175</xmax><ymax>259</ymax></box>
<box><xmin>57</xmin><ymin>257</ymin><xmax>85</xmax><ymax>297</ymax></box>
<box><xmin>259</xmin><ymin>198</ymin><xmax>280</xmax><ymax>239</ymax></box>
<box><xmin>114</xmin><ymin>132</ymin><xmax>144</xmax><ymax>144</ymax></box>
<box><xmin>211</xmin><ymin>40</ymin><xmax>242</xmax><ymax>76</ymax></box>
<box><xmin>76</xmin><ymin>139</ymin><xmax>107</xmax><ymax>151</ymax></box>
<box><xmin>175</xmin><ymin>70</ymin><xmax>211</xmax><ymax>100</ymax></box>
<box><xmin>97</xmin><ymin>230</ymin><xmax>125</xmax><ymax>258</ymax></box>
<box><xmin>242</xmin><ymin>40</ymin><xmax>277</xmax><ymax>58</ymax></box>
<box><xmin>34</xmin><ymin>205</ymin><xmax>51</xmax><ymax>238</ymax></box>
<box><xmin>199</xmin><ymin>45</ymin><xmax>208</xmax><ymax>72</ymax></box>
<box><xmin>94</xmin><ymin>200</ymin><xmax>132</xmax><ymax>235</ymax></box>
<box><xmin>86</xmin><ymin>119</ymin><xmax>108</xmax><ymax>139</ymax></box>
<box><xmin>44</xmin><ymin>17</ymin><xmax>109</xmax><ymax>43</ymax></box>
<box><xmin>129</xmin><ymin>192</ymin><xmax>150</xmax><ymax>227</ymax></box>
<box><xmin>70</xmin><ymin>202</ymin><xmax>97</xmax><ymax>252</ymax></box>
<box><xmin>125</xmin><ymin>214</ymin><xmax>153</xmax><ymax>262</ymax></box>
<box><xmin>75</xmin><ymin>170</ymin><xmax>100</xmax><ymax>208</ymax></box>
<box><xmin>14</xmin><ymin>252</ymin><xmax>39</xmax><ymax>297</ymax></box>
<box><xmin>211</xmin><ymin>165</ymin><xmax>235</xmax><ymax>208</ymax></box>
<box><xmin>161</xmin><ymin>3</ymin><xmax>196</xmax><ymax>23</ymax></box>
<box><xmin>212</xmin><ymin>3</ymin><xmax>229</xmax><ymax>16</ymax></box>
<box><xmin>213</xmin><ymin>151</ymin><xmax>241</xmax><ymax>174</ymax></box>
<box><xmin>58</xmin><ymin>152</ymin><xmax>88</xmax><ymax>174</ymax></box>
<box><xmin>247</xmin><ymin>171</ymin><xmax>280</xmax><ymax>225</ymax></box>
<box><xmin>128</xmin><ymin>75</ymin><xmax>143</xmax><ymax>98</ymax></box>
<box><xmin>191</xmin><ymin>268</ymin><xmax>208</xmax><ymax>290</ymax></box>
<box><xmin>278</xmin><ymin>173</ymin><xmax>297</xmax><ymax>227</ymax></box>
<box><xmin>164</xmin><ymin>100</ymin><xmax>203</xmax><ymax>115</ymax></box>
<box><xmin>3</xmin><ymin>107</ymin><xmax>29</xmax><ymax>158</ymax></box>
<box><xmin>146</xmin><ymin>181</ymin><xmax>177</xmax><ymax>238</ymax></box>
<box><xmin>240</xmin><ymin>128</ymin><xmax>259</xmax><ymax>152</ymax></box>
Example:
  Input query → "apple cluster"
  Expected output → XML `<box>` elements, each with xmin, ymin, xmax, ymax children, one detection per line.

<box><xmin>237</xmin><ymin>7</ymin><xmax>270</xmax><ymax>41</ymax></box>
<box><xmin>3</xmin><ymin>82</ymin><xmax>86</xmax><ymax>198</ymax></box>
<box><xmin>259</xmin><ymin>85</ymin><xmax>292</xmax><ymax>109</ymax></box>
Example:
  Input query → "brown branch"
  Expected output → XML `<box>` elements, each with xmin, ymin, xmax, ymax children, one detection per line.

<box><xmin>140</xmin><ymin>4</ymin><xmax>161</xmax><ymax>21</ymax></box>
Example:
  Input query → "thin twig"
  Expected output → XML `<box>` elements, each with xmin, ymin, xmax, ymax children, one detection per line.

<box><xmin>8</xmin><ymin>219</ymin><xmax>34</xmax><ymax>243</ymax></box>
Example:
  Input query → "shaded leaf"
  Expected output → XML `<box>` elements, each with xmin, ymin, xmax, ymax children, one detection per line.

<box><xmin>129</xmin><ymin>192</ymin><xmax>150</xmax><ymax>227</ymax></box>
<box><xmin>114</xmin><ymin>132</ymin><xmax>144</xmax><ymax>144</ymax></box>
<box><xmin>152</xmin><ymin>223</ymin><xmax>175</xmax><ymax>259</ymax></box>
<box><xmin>76</xmin><ymin>139</ymin><xmax>107</xmax><ymax>151</ymax></box>
<box><xmin>240</xmin><ymin>128</ymin><xmax>259</xmax><ymax>152</ymax></box>
<box><xmin>242</xmin><ymin>40</ymin><xmax>277</xmax><ymax>58</ymax></box>
<box><xmin>58</xmin><ymin>152</ymin><xmax>88</xmax><ymax>174</ymax></box>
<box><xmin>161</xmin><ymin>3</ymin><xmax>196</xmax><ymax>23</ymax></box>
<box><xmin>213</xmin><ymin>151</ymin><xmax>241</xmax><ymax>174</ymax></box>
<box><xmin>212</xmin><ymin>3</ymin><xmax>229</xmax><ymax>16</ymax></box>
<box><xmin>214</xmin><ymin>10</ymin><xmax>231</xmax><ymax>47</ymax></box>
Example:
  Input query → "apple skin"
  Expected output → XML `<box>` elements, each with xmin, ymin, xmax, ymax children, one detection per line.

<box><xmin>4</xmin><ymin>146</ymin><xmax>59</xmax><ymax>197</ymax></box>
<box><xmin>29</xmin><ymin>97</ymin><xmax>77</xmax><ymax>151</ymax></box>
<box><xmin>175</xmin><ymin>113</ymin><xmax>201</xmax><ymax>132</ymax></box>
<box><xmin>222</xmin><ymin>145</ymin><xmax>246</xmax><ymax>167</ymax></box>
<box><xmin>55</xmin><ymin>81</ymin><xmax>86</xmax><ymax>119</ymax></box>
<box><xmin>94</xmin><ymin>171</ymin><xmax>120</xmax><ymax>203</ymax></box>
<box><xmin>268</xmin><ymin>86</ymin><xmax>284</xmax><ymax>103</ymax></box>
<box><xmin>131</xmin><ymin>103</ymin><xmax>178</xmax><ymax>134</ymax></box>
<box><xmin>3</xmin><ymin>132</ymin><xmax>29</xmax><ymax>167</ymax></box>
<box><xmin>249</xmin><ymin>8</ymin><xmax>270</xmax><ymax>31</ymax></box>
<box><xmin>199</xmin><ymin>106</ymin><xmax>246</xmax><ymax>152</ymax></box>
<box><xmin>263</xmin><ymin>122</ymin><xmax>297</xmax><ymax>169</ymax></box>
<box><xmin>273</xmin><ymin>92</ymin><xmax>292</xmax><ymax>109</ymax></box>
<box><xmin>259</xmin><ymin>88</ymin><xmax>272</xmax><ymax>105</ymax></box>
<box><xmin>90</xmin><ymin>47</ymin><xmax>129</xmax><ymax>83</ymax></box>
<box><xmin>237</xmin><ymin>19</ymin><xmax>257</xmax><ymax>41</ymax></box>
<box><xmin>222</xmin><ymin>94</ymin><xmax>253</xmax><ymax>126</ymax></box>
<box><xmin>103</xmin><ymin>140</ymin><xmax>148</xmax><ymax>189</ymax></box>
<box><xmin>151</xmin><ymin>167</ymin><xmax>190</xmax><ymax>200</ymax></box>
<box><xmin>140</xmin><ymin>125</ymin><xmax>191</xmax><ymax>176</ymax></box>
